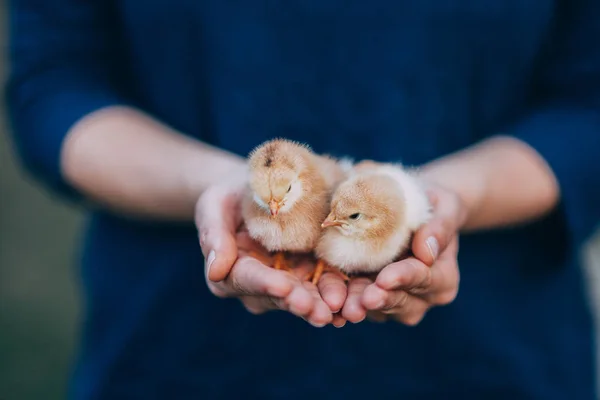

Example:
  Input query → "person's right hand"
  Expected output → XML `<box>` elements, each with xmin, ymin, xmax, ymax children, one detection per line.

<box><xmin>195</xmin><ymin>169</ymin><xmax>334</xmax><ymax>327</ymax></box>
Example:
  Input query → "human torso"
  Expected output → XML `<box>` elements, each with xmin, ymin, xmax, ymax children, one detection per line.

<box><xmin>74</xmin><ymin>2</ymin><xmax>595</xmax><ymax>399</ymax></box>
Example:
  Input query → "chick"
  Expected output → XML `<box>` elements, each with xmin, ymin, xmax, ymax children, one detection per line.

<box><xmin>242</xmin><ymin>138</ymin><xmax>350</xmax><ymax>282</ymax></box>
<box><xmin>316</xmin><ymin>163</ymin><xmax>432</xmax><ymax>276</ymax></box>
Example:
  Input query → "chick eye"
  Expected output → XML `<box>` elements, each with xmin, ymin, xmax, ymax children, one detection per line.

<box><xmin>287</xmin><ymin>184</ymin><xmax>292</xmax><ymax>193</ymax></box>
<box><xmin>349</xmin><ymin>213</ymin><xmax>361</xmax><ymax>220</ymax></box>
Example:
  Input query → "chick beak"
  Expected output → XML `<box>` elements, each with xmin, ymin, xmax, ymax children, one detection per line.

<box><xmin>269</xmin><ymin>200</ymin><xmax>280</xmax><ymax>216</ymax></box>
<box><xmin>321</xmin><ymin>214</ymin><xmax>343</xmax><ymax>228</ymax></box>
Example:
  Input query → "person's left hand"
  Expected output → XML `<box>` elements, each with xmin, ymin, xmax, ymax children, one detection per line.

<box><xmin>339</xmin><ymin>183</ymin><xmax>467</xmax><ymax>325</ymax></box>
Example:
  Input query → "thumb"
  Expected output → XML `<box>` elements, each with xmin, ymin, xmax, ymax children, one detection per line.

<box><xmin>412</xmin><ymin>188</ymin><xmax>464</xmax><ymax>266</ymax></box>
<box><xmin>196</xmin><ymin>188</ymin><xmax>243</xmax><ymax>282</ymax></box>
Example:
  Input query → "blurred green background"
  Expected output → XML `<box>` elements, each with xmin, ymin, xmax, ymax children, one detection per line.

<box><xmin>1</xmin><ymin>2</ymin><xmax>600</xmax><ymax>399</ymax></box>
<box><xmin>0</xmin><ymin>2</ymin><xmax>83</xmax><ymax>399</ymax></box>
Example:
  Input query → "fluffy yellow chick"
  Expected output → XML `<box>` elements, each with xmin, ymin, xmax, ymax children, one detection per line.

<box><xmin>316</xmin><ymin>163</ymin><xmax>432</xmax><ymax>276</ymax></box>
<box><xmin>242</xmin><ymin>138</ymin><xmax>350</xmax><ymax>282</ymax></box>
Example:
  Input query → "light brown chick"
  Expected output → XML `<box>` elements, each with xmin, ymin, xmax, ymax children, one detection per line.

<box><xmin>316</xmin><ymin>163</ymin><xmax>432</xmax><ymax>276</ymax></box>
<box><xmin>241</xmin><ymin>138</ymin><xmax>350</xmax><ymax>280</ymax></box>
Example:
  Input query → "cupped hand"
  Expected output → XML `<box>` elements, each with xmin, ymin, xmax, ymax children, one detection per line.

<box><xmin>341</xmin><ymin>182</ymin><xmax>466</xmax><ymax>325</ymax></box>
<box><xmin>195</xmin><ymin>170</ymin><xmax>334</xmax><ymax>327</ymax></box>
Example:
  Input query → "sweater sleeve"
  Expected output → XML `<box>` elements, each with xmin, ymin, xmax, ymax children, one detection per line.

<box><xmin>508</xmin><ymin>0</ymin><xmax>600</xmax><ymax>245</ymax></box>
<box><xmin>6</xmin><ymin>0</ymin><xmax>128</xmax><ymax>200</ymax></box>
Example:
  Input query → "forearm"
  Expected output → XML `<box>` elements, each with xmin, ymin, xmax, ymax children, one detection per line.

<box><xmin>61</xmin><ymin>106</ymin><xmax>246</xmax><ymax>220</ymax></box>
<box><xmin>420</xmin><ymin>136</ymin><xmax>560</xmax><ymax>231</ymax></box>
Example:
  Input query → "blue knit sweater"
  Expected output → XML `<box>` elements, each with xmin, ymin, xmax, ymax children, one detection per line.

<box><xmin>7</xmin><ymin>0</ymin><xmax>600</xmax><ymax>399</ymax></box>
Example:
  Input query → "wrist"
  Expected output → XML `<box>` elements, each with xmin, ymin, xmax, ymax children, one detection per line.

<box><xmin>181</xmin><ymin>145</ymin><xmax>247</xmax><ymax>205</ymax></box>
<box><xmin>418</xmin><ymin>135</ymin><xmax>559</xmax><ymax>231</ymax></box>
<box><xmin>417</xmin><ymin>149</ymin><xmax>488</xmax><ymax>232</ymax></box>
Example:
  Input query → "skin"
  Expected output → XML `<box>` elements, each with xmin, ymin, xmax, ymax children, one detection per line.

<box><xmin>62</xmin><ymin>106</ymin><xmax>245</xmax><ymax>219</ymax></box>
<box><xmin>203</xmin><ymin>136</ymin><xmax>559</xmax><ymax>326</ymax></box>
<box><xmin>342</xmin><ymin>183</ymin><xmax>464</xmax><ymax>325</ymax></box>
<box><xmin>62</xmin><ymin>106</ymin><xmax>333</xmax><ymax>327</ymax></box>
<box><xmin>342</xmin><ymin>136</ymin><xmax>559</xmax><ymax>324</ymax></box>
<box><xmin>62</xmin><ymin>106</ymin><xmax>558</xmax><ymax>327</ymax></box>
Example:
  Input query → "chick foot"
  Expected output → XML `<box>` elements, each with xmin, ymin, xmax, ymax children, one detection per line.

<box><xmin>273</xmin><ymin>251</ymin><xmax>292</xmax><ymax>272</ymax></box>
<box><xmin>249</xmin><ymin>251</ymin><xmax>292</xmax><ymax>272</ymax></box>
<box><xmin>306</xmin><ymin>259</ymin><xmax>350</xmax><ymax>285</ymax></box>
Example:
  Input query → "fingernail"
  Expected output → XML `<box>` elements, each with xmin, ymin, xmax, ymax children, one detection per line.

<box><xmin>426</xmin><ymin>236</ymin><xmax>439</xmax><ymax>260</ymax></box>
<box><xmin>373</xmin><ymin>297</ymin><xmax>385</xmax><ymax>309</ymax></box>
<box><xmin>206</xmin><ymin>250</ymin><xmax>216</xmax><ymax>278</ymax></box>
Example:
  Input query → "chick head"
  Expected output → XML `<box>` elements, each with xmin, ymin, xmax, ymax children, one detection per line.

<box><xmin>247</xmin><ymin>139</ymin><xmax>313</xmax><ymax>216</ymax></box>
<box><xmin>322</xmin><ymin>173</ymin><xmax>405</xmax><ymax>238</ymax></box>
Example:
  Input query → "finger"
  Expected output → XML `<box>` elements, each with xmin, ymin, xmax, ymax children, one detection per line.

<box><xmin>317</xmin><ymin>271</ymin><xmax>348</xmax><ymax>313</ymax></box>
<box><xmin>302</xmin><ymin>282</ymin><xmax>333</xmax><ymax>327</ymax></box>
<box><xmin>341</xmin><ymin>277</ymin><xmax>372</xmax><ymax>323</ymax></box>
<box><xmin>415</xmin><ymin>237</ymin><xmax>460</xmax><ymax>305</ymax></box>
<box><xmin>240</xmin><ymin>295</ymin><xmax>290</xmax><ymax>315</ymax></box>
<box><xmin>240</xmin><ymin>296</ymin><xmax>271</xmax><ymax>315</ymax></box>
<box><xmin>362</xmin><ymin>283</ymin><xmax>415</xmax><ymax>312</ymax></box>
<box><xmin>284</xmin><ymin>283</ymin><xmax>316</xmax><ymax>317</ymax></box>
<box><xmin>376</xmin><ymin>242</ymin><xmax>460</xmax><ymax>305</ymax></box>
<box><xmin>387</xmin><ymin>302</ymin><xmax>430</xmax><ymax>326</ymax></box>
<box><xmin>221</xmin><ymin>256</ymin><xmax>295</xmax><ymax>298</ymax></box>
<box><xmin>362</xmin><ymin>285</ymin><xmax>430</xmax><ymax>326</ymax></box>
<box><xmin>332</xmin><ymin>314</ymin><xmax>347</xmax><ymax>328</ymax></box>
<box><xmin>239</xmin><ymin>282</ymin><xmax>315</xmax><ymax>318</ymax></box>
<box><xmin>366</xmin><ymin>311</ymin><xmax>388</xmax><ymax>323</ymax></box>
<box><xmin>196</xmin><ymin>189</ymin><xmax>243</xmax><ymax>282</ymax></box>
<box><xmin>375</xmin><ymin>258</ymin><xmax>432</xmax><ymax>292</ymax></box>
<box><xmin>362</xmin><ymin>283</ymin><xmax>430</xmax><ymax>321</ymax></box>
<box><xmin>412</xmin><ymin>189</ymin><xmax>463</xmax><ymax>266</ymax></box>
<box><xmin>241</xmin><ymin>282</ymin><xmax>330</xmax><ymax>326</ymax></box>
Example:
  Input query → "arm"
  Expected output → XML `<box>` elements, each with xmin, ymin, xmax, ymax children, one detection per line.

<box><xmin>419</xmin><ymin>135</ymin><xmax>561</xmax><ymax>232</ymax></box>
<box><xmin>8</xmin><ymin>0</ymin><xmax>335</xmax><ymax>326</ymax></box>
<box><xmin>61</xmin><ymin>107</ymin><xmax>244</xmax><ymax>220</ymax></box>
<box><xmin>345</xmin><ymin>0</ymin><xmax>600</xmax><ymax>326</ymax></box>
<box><xmin>422</xmin><ymin>0</ymin><xmax>600</xmax><ymax>242</ymax></box>
<box><xmin>6</xmin><ymin>1</ymin><xmax>244</xmax><ymax>221</ymax></box>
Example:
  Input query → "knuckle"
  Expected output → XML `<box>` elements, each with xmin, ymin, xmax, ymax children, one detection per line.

<box><xmin>254</xmin><ymin>268</ymin><xmax>272</xmax><ymax>294</ymax></box>
<box><xmin>405</xmin><ymin>259</ymin><xmax>422</xmax><ymax>273</ymax></box>
<box><xmin>383</xmin><ymin>267</ymin><xmax>402</xmax><ymax>287</ymax></box>
<box><xmin>228</xmin><ymin>265</ymin><xmax>250</xmax><ymax>295</ymax></box>
<box><xmin>230</xmin><ymin>274</ymin><xmax>247</xmax><ymax>295</ymax></box>
<box><xmin>318</xmin><ymin>279</ymin><xmax>341</xmax><ymax>295</ymax></box>
<box><xmin>419</xmin><ymin>267</ymin><xmax>433</xmax><ymax>288</ymax></box>
<box><xmin>387</xmin><ymin>291</ymin><xmax>409</xmax><ymax>309</ymax></box>
<box><xmin>393</xmin><ymin>260</ymin><xmax>422</xmax><ymax>287</ymax></box>
<box><xmin>349</xmin><ymin>278</ymin><xmax>371</xmax><ymax>294</ymax></box>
